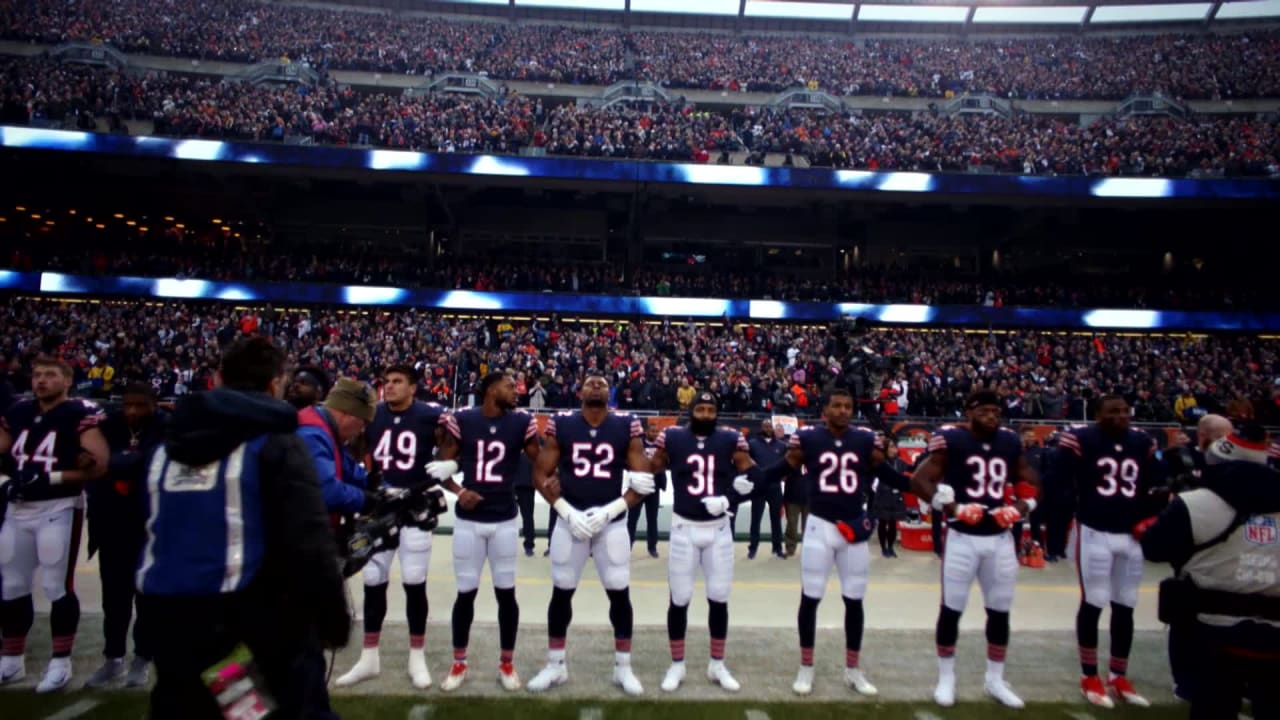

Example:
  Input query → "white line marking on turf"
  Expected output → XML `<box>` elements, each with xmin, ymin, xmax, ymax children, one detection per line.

<box><xmin>580</xmin><ymin>707</ymin><xmax>603</xmax><ymax>720</ymax></box>
<box><xmin>913</xmin><ymin>712</ymin><xmax>945</xmax><ymax>720</ymax></box>
<box><xmin>42</xmin><ymin>700</ymin><xmax>101</xmax><ymax>720</ymax></box>
<box><xmin>1064</xmin><ymin>712</ymin><xmax>1098</xmax><ymax>720</ymax></box>
<box><xmin>407</xmin><ymin>705</ymin><xmax>435</xmax><ymax>720</ymax></box>
<box><xmin>746</xmin><ymin>710</ymin><xmax>772</xmax><ymax>720</ymax></box>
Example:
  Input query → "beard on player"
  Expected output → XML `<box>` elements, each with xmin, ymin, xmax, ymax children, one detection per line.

<box><xmin>964</xmin><ymin>391</ymin><xmax>1002</xmax><ymax>437</ymax></box>
<box><xmin>689</xmin><ymin>394</ymin><xmax>718</xmax><ymax>436</ymax></box>
<box><xmin>581</xmin><ymin>375</ymin><xmax>609</xmax><ymax>408</ymax></box>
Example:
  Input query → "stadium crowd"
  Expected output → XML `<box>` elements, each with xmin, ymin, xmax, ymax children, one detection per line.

<box><xmin>1</xmin><ymin>297</ymin><xmax>1276</xmax><ymax>426</ymax></box>
<box><xmin>5</xmin><ymin>53</ymin><xmax>1278</xmax><ymax>177</ymax></box>
<box><xmin>2</xmin><ymin>0</ymin><xmax>1280</xmax><ymax>99</ymax></box>
<box><xmin>2</xmin><ymin>229</ymin><xmax>1268</xmax><ymax>311</ymax></box>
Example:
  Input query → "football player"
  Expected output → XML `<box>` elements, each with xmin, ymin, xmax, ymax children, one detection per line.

<box><xmin>768</xmin><ymin>388</ymin><xmax>904</xmax><ymax>697</ymax></box>
<box><xmin>911</xmin><ymin>390</ymin><xmax>1039</xmax><ymax>709</ymax></box>
<box><xmin>527</xmin><ymin>374</ymin><xmax>655</xmax><ymax>695</ymax></box>
<box><xmin>1059</xmin><ymin>395</ymin><xmax>1157</xmax><ymax>708</ymax></box>
<box><xmin>336</xmin><ymin>364</ymin><xmax>443</xmax><ymax>689</ymax></box>
<box><xmin>649</xmin><ymin>391</ymin><xmax>759</xmax><ymax>693</ymax></box>
<box><xmin>0</xmin><ymin>356</ymin><xmax>110</xmax><ymax>691</ymax></box>
<box><xmin>428</xmin><ymin>372</ymin><xmax>540</xmax><ymax>692</ymax></box>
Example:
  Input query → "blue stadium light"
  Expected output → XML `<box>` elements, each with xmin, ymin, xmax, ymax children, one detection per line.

<box><xmin>3</xmin><ymin>127</ymin><xmax>1279</xmax><ymax>200</ymax></box>
<box><xmin>876</xmin><ymin>173</ymin><xmax>936</xmax><ymax>193</ymax></box>
<box><xmin>640</xmin><ymin>297</ymin><xmax>732</xmax><ymax>317</ymax></box>
<box><xmin>1090</xmin><ymin>178</ymin><xmax>1175</xmax><ymax>199</ymax></box>
<box><xmin>675</xmin><ymin>165</ymin><xmax>770</xmax><ymax>187</ymax></box>
<box><xmin>437</xmin><ymin>290</ymin><xmax>507</xmax><ymax>310</ymax></box>
<box><xmin>344</xmin><ymin>286</ymin><xmax>411</xmax><ymax>305</ymax></box>
<box><xmin>748</xmin><ymin>300</ymin><xmax>789</xmax><ymax>320</ymax></box>
<box><xmin>0</xmin><ymin>126</ymin><xmax>94</xmax><ymax>150</ymax></box>
<box><xmin>11</xmin><ymin>271</ymin><xmax>1280</xmax><ymax>331</ymax></box>
<box><xmin>368</xmin><ymin>149</ymin><xmax>429</xmax><ymax>172</ymax></box>
<box><xmin>466</xmin><ymin>156</ymin><xmax>532</xmax><ymax>177</ymax></box>
<box><xmin>877</xmin><ymin>304</ymin><xmax>936</xmax><ymax>324</ymax></box>
<box><xmin>1082</xmin><ymin>309</ymin><xmax>1162</xmax><ymax>329</ymax></box>
<box><xmin>172</xmin><ymin>140</ymin><xmax>228</xmax><ymax>162</ymax></box>
<box><xmin>153</xmin><ymin>278</ymin><xmax>214</xmax><ymax>299</ymax></box>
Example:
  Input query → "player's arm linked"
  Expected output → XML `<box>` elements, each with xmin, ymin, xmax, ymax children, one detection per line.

<box><xmin>624</xmin><ymin>436</ymin><xmax>655</xmax><ymax>500</ymax></box>
<box><xmin>534</xmin><ymin>435</ymin><xmax>593</xmax><ymax>540</ymax></box>
<box><xmin>427</xmin><ymin>428</ymin><xmax>479</xmax><ymax>510</ymax></box>
<box><xmin>731</xmin><ymin>449</ymin><xmax>759</xmax><ymax>497</ymax></box>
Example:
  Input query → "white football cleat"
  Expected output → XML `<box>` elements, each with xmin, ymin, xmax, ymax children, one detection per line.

<box><xmin>335</xmin><ymin>648</ymin><xmax>380</xmax><ymax>687</ymax></box>
<box><xmin>613</xmin><ymin>664</ymin><xmax>643</xmax><ymax>696</ymax></box>
<box><xmin>844</xmin><ymin>668</ymin><xmax>878</xmax><ymax>696</ymax></box>
<box><xmin>0</xmin><ymin>655</ymin><xmax>25</xmax><ymax>685</ymax></box>
<box><xmin>408</xmin><ymin>650</ymin><xmax>432</xmax><ymax>689</ymax></box>
<box><xmin>933</xmin><ymin>675</ymin><xmax>956</xmax><ymax>707</ymax></box>
<box><xmin>707</xmin><ymin>660</ymin><xmax>740</xmax><ymax>692</ymax></box>
<box><xmin>660</xmin><ymin>662</ymin><xmax>686</xmax><ymax>693</ymax></box>
<box><xmin>441</xmin><ymin>662</ymin><xmax>467</xmax><ymax>692</ymax></box>
<box><xmin>985</xmin><ymin>677</ymin><xmax>1025</xmax><ymax>709</ymax></box>
<box><xmin>792</xmin><ymin>666</ymin><xmax>815</xmax><ymax>696</ymax></box>
<box><xmin>526</xmin><ymin>663</ymin><xmax>568</xmax><ymax>693</ymax></box>
<box><xmin>36</xmin><ymin>658</ymin><xmax>72</xmax><ymax>693</ymax></box>
<box><xmin>498</xmin><ymin>662</ymin><xmax>521</xmax><ymax>691</ymax></box>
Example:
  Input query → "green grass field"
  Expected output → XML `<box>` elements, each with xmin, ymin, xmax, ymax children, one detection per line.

<box><xmin>0</xmin><ymin>693</ymin><xmax>1189</xmax><ymax>720</ymax></box>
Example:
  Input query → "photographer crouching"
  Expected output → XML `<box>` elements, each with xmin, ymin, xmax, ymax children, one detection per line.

<box><xmin>136</xmin><ymin>337</ymin><xmax>351</xmax><ymax>719</ymax></box>
<box><xmin>1139</xmin><ymin>425</ymin><xmax>1280</xmax><ymax>719</ymax></box>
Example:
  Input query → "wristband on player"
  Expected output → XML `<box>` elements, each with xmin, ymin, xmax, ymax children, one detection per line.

<box><xmin>603</xmin><ymin>496</ymin><xmax>629</xmax><ymax>521</ymax></box>
<box><xmin>552</xmin><ymin>498</ymin><xmax>576</xmax><ymax>521</ymax></box>
<box><xmin>49</xmin><ymin>471</ymin><xmax>64</xmax><ymax>486</ymax></box>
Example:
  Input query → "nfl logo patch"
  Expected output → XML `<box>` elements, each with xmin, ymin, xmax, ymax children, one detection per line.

<box><xmin>835</xmin><ymin>440</ymin><xmax>843</xmax><ymax>448</ymax></box>
<box><xmin>1115</xmin><ymin>444</ymin><xmax>1123</xmax><ymax>453</ymax></box>
<box><xmin>982</xmin><ymin>443</ymin><xmax>991</xmax><ymax>452</ymax></box>
<box><xmin>489</xmin><ymin>426</ymin><xmax>497</xmax><ymax>435</ymax></box>
<box><xmin>589</xmin><ymin>429</ymin><xmax>597</xmax><ymax>438</ymax></box>
<box><xmin>1244</xmin><ymin>516</ymin><xmax>1278</xmax><ymax>546</ymax></box>
<box><xmin>394</xmin><ymin>417</ymin><xmax>401</xmax><ymax>425</ymax></box>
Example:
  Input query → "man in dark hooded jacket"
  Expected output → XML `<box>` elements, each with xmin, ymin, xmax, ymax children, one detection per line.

<box><xmin>135</xmin><ymin>336</ymin><xmax>351</xmax><ymax>719</ymax></box>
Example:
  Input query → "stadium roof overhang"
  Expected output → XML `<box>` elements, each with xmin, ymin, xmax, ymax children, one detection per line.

<box><xmin>389</xmin><ymin>0</ymin><xmax>1280</xmax><ymax>31</ymax></box>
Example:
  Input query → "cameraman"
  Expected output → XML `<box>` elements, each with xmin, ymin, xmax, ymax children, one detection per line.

<box><xmin>136</xmin><ymin>336</ymin><xmax>350</xmax><ymax>719</ymax></box>
<box><xmin>1140</xmin><ymin>427</ymin><xmax>1280</xmax><ymax>719</ymax></box>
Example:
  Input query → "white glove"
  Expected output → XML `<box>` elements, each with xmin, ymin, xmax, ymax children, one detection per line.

<box><xmin>732</xmin><ymin>474</ymin><xmax>754</xmax><ymax>496</ymax></box>
<box><xmin>425</xmin><ymin>460</ymin><xmax>459</xmax><ymax>482</ymax></box>
<box><xmin>628</xmin><ymin>471</ymin><xmax>656</xmax><ymax>495</ymax></box>
<box><xmin>701</xmin><ymin>496</ymin><xmax>731</xmax><ymax>517</ymax></box>
<box><xmin>931</xmin><ymin>484</ymin><xmax>956</xmax><ymax>511</ymax></box>
<box><xmin>570</xmin><ymin>509</ymin><xmax>597</xmax><ymax>540</ymax></box>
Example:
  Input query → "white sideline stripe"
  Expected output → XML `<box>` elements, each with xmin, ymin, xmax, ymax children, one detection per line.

<box><xmin>913</xmin><ymin>712</ymin><xmax>945</xmax><ymax>720</ymax></box>
<box><xmin>580</xmin><ymin>707</ymin><xmax>603</xmax><ymax>720</ymax></box>
<box><xmin>42</xmin><ymin>700</ymin><xmax>101</xmax><ymax>720</ymax></box>
<box><xmin>407</xmin><ymin>705</ymin><xmax>435</xmax><ymax>720</ymax></box>
<box><xmin>746</xmin><ymin>710</ymin><xmax>772</xmax><ymax>720</ymax></box>
<box><xmin>1064</xmin><ymin>712</ymin><xmax>1098</xmax><ymax>720</ymax></box>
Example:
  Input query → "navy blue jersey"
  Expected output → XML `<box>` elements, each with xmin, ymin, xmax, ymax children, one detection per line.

<box><xmin>788</xmin><ymin>424</ymin><xmax>881</xmax><ymax>524</ymax></box>
<box><xmin>928</xmin><ymin>425</ymin><xmax>1023</xmax><ymax>536</ymax></box>
<box><xmin>367</xmin><ymin>400</ymin><xmax>443</xmax><ymax>488</ymax></box>
<box><xmin>547</xmin><ymin>410</ymin><xmax>642</xmax><ymax>514</ymax></box>
<box><xmin>2</xmin><ymin>398</ymin><xmax>104</xmax><ymax>502</ymax></box>
<box><xmin>1058</xmin><ymin>424</ymin><xmax>1156</xmax><ymax>533</ymax></box>
<box><xmin>659</xmin><ymin>426</ymin><xmax>749</xmax><ymax>521</ymax></box>
<box><xmin>442</xmin><ymin>408</ymin><xmax>537</xmax><ymax>523</ymax></box>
